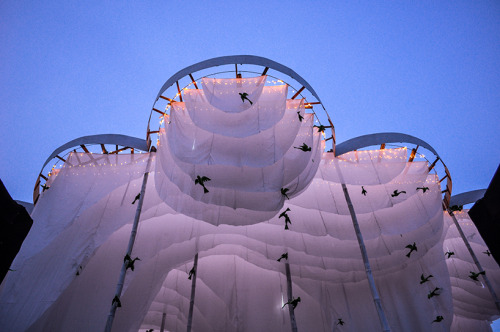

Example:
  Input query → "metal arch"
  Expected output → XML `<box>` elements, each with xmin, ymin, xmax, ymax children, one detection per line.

<box><xmin>335</xmin><ymin>132</ymin><xmax>452</xmax><ymax>207</ymax></box>
<box><xmin>35</xmin><ymin>134</ymin><xmax>148</xmax><ymax>204</ymax></box>
<box><xmin>154</xmin><ymin>55</ymin><xmax>324</xmax><ymax>105</ymax></box>
<box><xmin>41</xmin><ymin>134</ymin><xmax>148</xmax><ymax>171</ymax></box>
<box><xmin>335</xmin><ymin>132</ymin><xmax>439</xmax><ymax>157</ymax></box>
<box><xmin>449</xmin><ymin>189</ymin><xmax>487</xmax><ymax>207</ymax></box>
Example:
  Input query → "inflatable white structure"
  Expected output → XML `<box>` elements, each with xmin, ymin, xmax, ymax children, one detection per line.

<box><xmin>1</xmin><ymin>56</ymin><xmax>498</xmax><ymax>331</ymax></box>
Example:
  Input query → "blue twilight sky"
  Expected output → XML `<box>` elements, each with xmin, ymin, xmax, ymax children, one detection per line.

<box><xmin>1</xmin><ymin>1</ymin><xmax>499</xmax><ymax>205</ymax></box>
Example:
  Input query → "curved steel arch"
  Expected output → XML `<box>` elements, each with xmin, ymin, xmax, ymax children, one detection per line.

<box><xmin>147</xmin><ymin>54</ymin><xmax>332</xmax><ymax>151</ymax></box>
<box><xmin>41</xmin><ymin>134</ymin><xmax>148</xmax><ymax>171</ymax></box>
<box><xmin>154</xmin><ymin>55</ymin><xmax>323</xmax><ymax>105</ymax></box>
<box><xmin>335</xmin><ymin>132</ymin><xmax>452</xmax><ymax>207</ymax></box>
<box><xmin>35</xmin><ymin>134</ymin><xmax>149</xmax><ymax>204</ymax></box>
<box><xmin>449</xmin><ymin>189</ymin><xmax>486</xmax><ymax>207</ymax></box>
<box><xmin>335</xmin><ymin>132</ymin><xmax>439</xmax><ymax>157</ymax></box>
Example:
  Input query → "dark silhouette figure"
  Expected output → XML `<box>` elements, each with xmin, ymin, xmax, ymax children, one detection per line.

<box><xmin>432</xmin><ymin>316</ymin><xmax>443</xmax><ymax>323</ymax></box>
<box><xmin>314</xmin><ymin>125</ymin><xmax>326</xmax><ymax>133</ymax></box>
<box><xmin>337</xmin><ymin>318</ymin><xmax>345</xmax><ymax>326</ymax></box>
<box><xmin>112</xmin><ymin>295</ymin><xmax>122</xmax><ymax>308</ymax></box>
<box><xmin>297</xmin><ymin>111</ymin><xmax>303</xmax><ymax>122</ymax></box>
<box><xmin>445</xmin><ymin>251</ymin><xmax>455</xmax><ymax>259</ymax></box>
<box><xmin>281</xmin><ymin>188</ymin><xmax>290</xmax><ymax>200</ymax></box>
<box><xmin>391</xmin><ymin>190</ymin><xmax>406</xmax><ymax>197</ymax></box>
<box><xmin>277</xmin><ymin>252</ymin><xmax>288</xmax><ymax>262</ymax></box>
<box><xmin>294</xmin><ymin>143</ymin><xmax>311</xmax><ymax>152</ymax></box>
<box><xmin>416</xmin><ymin>187</ymin><xmax>429</xmax><ymax>193</ymax></box>
<box><xmin>449</xmin><ymin>205</ymin><xmax>463</xmax><ymax>212</ymax></box>
<box><xmin>239</xmin><ymin>92</ymin><xmax>253</xmax><ymax>105</ymax></box>
<box><xmin>361</xmin><ymin>186</ymin><xmax>367</xmax><ymax>196</ymax></box>
<box><xmin>279</xmin><ymin>208</ymin><xmax>292</xmax><ymax>230</ymax></box>
<box><xmin>405</xmin><ymin>242</ymin><xmax>417</xmax><ymax>258</ymax></box>
<box><xmin>124</xmin><ymin>254</ymin><xmax>140</xmax><ymax>271</ymax></box>
<box><xmin>195</xmin><ymin>175</ymin><xmax>211</xmax><ymax>193</ymax></box>
<box><xmin>427</xmin><ymin>287</ymin><xmax>441</xmax><ymax>299</ymax></box>
<box><xmin>188</xmin><ymin>266</ymin><xmax>195</xmax><ymax>280</ymax></box>
<box><xmin>469</xmin><ymin>271</ymin><xmax>486</xmax><ymax>281</ymax></box>
<box><xmin>420</xmin><ymin>273</ymin><xmax>433</xmax><ymax>284</ymax></box>
<box><xmin>132</xmin><ymin>193</ymin><xmax>141</xmax><ymax>204</ymax></box>
<box><xmin>283</xmin><ymin>296</ymin><xmax>301</xmax><ymax>309</ymax></box>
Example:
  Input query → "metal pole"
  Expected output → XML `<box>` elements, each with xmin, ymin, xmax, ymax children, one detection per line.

<box><xmin>160</xmin><ymin>312</ymin><xmax>166</xmax><ymax>332</ymax></box>
<box><xmin>285</xmin><ymin>262</ymin><xmax>298</xmax><ymax>332</ymax></box>
<box><xmin>104</xmin><ymin>150</ymin><xmax>155</xmax><ymax>332</ymax></box>
<box><xmin>187</xmin><ymin>253</ymin><xmax>199</xmax><ymax>332</ymax></box>
<box><xmin>332</xmin><ymin>156</ymin><xmax>390</xmax><ymax>331</ymax></box>
<box><xmin>340</xmin><ymin>183</ymin><xmax>391</xmax><ymax>331</ymax></box>
<box><xmin>333</xmin><ymin>157</ymin><xmax>390</xmax><ymax>331</ymax></box>
<box><xmin>447</xmin><ymin>207</ymin><xmax>500</xmax><ymax>312</ymax></box>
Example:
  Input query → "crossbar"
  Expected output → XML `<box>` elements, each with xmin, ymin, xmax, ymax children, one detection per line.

<box><xmin>291</xmin><ymin>86</ymin><xmax>305</xmax><ymax>99</ymax></box>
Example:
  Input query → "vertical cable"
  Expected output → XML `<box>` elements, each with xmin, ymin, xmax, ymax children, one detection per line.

<box><xmin>187</xmin><ymin>253</ymin><xmax>199</xmax><ymax>332</ymax></box>
<box><xmin>104</xmin><ymin>149</ymin><xmax>155</xmax><ymax>332</ymax></box>
<box><xmin>160</xmin><ymin>312</ymin><xmax>166</xmax><ymax>332</ymax></box>
<box><xmin>285</xmin><ymin>262</ymin><xmax>298</xmax><ymax>332</ymax></box>
<box><xmin>334</xmin><ymin>158</ymin><xmax>391</xmax><ymax>331</ymax></box>
<box><xmin>447</xmin><ymin>207</ymin><xmax>500</xmax><ymax>313</ymax></box>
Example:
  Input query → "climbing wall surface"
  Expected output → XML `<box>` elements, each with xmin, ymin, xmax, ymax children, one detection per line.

<box><xmin>443</xmin><ymin>211</ymin><xmax>500</xmax><ymax>331</ymax></box>
<box><xmin>0</xmin><ymin>76</ymin><xmax>498</xmax><ymax>331</ymax></box>
<box><xmin>155</xmin><ymin>76</ymin><xmax>322</xmax><ymax>226</ymax></box>
<box><xmin>0</xmin><ymin>152</ymin><xmax>150</xmax><ymax>331</ymax></box>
